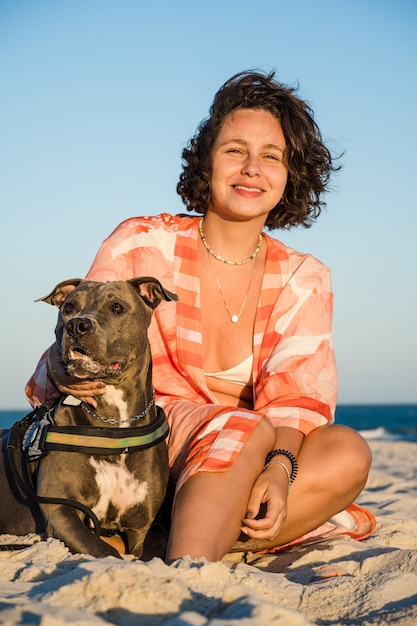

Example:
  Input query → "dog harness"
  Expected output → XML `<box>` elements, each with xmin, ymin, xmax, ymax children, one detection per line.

<box><xmin>6</xmin><ymin>399</ymin><xmax>170</xmax><ymax>537</ymax></box>
<box><xmin>20</xmin><ymin>399</ymin><xmax>169</xmax><ymax>460</ymax></box>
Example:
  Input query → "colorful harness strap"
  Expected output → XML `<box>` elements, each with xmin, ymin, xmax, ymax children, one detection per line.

<box><xmin>20</xmin><ymin>401</ymin><xmax>169</xmax><ymax>460</ymax></box>
<box><xmin>41</xmin><ymin>406</ymin><xmax>169</xmax><ymax>455</ymax></box>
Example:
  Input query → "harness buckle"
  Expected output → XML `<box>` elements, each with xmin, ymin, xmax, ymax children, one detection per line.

<box><xmin>21</xmin><ymin>406</ymin><xmax>55</xmax><ymax>461</ymax></box>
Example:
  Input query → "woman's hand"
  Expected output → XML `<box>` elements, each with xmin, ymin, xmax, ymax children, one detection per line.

<box><xmin>46</xmin><ymin>343</ymin><xmax>106</xmax><ymax>407</ymax></box>
<box><xmin>240</xmin><ymin>463</ymin><xmax>289</xmax><ymax>541</ymax></box>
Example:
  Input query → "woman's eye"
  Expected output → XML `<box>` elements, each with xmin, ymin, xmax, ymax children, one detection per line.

<box><xmin>111</xmin><ymin>302</ymin><xmax>124</xmax><ymax>315</ymax></box>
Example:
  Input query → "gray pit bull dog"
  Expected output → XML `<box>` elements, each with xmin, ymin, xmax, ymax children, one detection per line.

<box><xmin>0</xmin><ymin>277</ymin><xmax>177</xmax><ymax>559</ymax></box>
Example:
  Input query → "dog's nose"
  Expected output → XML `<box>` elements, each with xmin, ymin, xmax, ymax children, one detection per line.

<box><xmin>66</xmin><ymin>317</ymin><xmax>93</xmax><ymax>337</ymax></box>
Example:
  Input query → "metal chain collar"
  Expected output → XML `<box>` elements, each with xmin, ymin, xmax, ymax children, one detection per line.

<box><xmin>81</xmin><ymin>390</ymin><xmax>155</xmax><ymax>425</ymax></box>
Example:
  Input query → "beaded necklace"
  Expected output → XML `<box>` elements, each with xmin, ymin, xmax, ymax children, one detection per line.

<box><xmin>198</xmin><ymin>218</ymin><xmax>262</xmax><ymax>265</ymax></box>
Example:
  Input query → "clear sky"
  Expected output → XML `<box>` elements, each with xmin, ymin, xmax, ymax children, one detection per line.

<box><xmin>1</xmin><ymin>0</ymin><xmax>416</xmax><ymax>409</ymax></box>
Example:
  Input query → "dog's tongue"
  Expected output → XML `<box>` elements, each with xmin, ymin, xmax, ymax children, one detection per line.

<box><xmin>109</xmin><ymin>362</ymin><xmax>121</xmax><ymax>371</ymax></box>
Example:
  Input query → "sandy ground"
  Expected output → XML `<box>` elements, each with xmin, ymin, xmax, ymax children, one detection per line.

<box><xmin>1</xmin><ymin>438</ymin><xmax>416</xmax><ymax>626</ymax></box>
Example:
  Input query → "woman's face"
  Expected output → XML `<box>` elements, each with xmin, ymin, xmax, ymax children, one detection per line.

<box><xmin>209</xmin><ymin>108</ymin><xmax>288</xmax><ymax>222</ymax></box>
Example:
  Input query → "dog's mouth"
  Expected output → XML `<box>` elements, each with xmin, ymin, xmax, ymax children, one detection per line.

<box><xmin>69</xmin><ymin>348</ymin><xmax>90</xmax><ymax>362</ymax></box>
<box><xmin>66</xmin><ymin>348</ymin><xmax>125</xmax><ymax>377</ymax></box>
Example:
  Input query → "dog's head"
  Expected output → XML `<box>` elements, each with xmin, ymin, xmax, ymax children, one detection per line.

<box><xmin>38</xmin><ymin>277</ymin><xmax>178</xmax><ymax>380</ymax></box>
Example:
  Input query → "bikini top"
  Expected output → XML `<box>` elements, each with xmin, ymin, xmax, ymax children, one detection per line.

<box><xmin>204</xmin><ymin>354</ymin><xmax>253</xmax><ymax>387</ymax></box>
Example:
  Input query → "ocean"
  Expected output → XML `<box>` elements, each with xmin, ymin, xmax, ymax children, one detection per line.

<box><xmin>0</xmin><ymin>404</ymin><xmax>416</xmax><ymax>442</ymax></box>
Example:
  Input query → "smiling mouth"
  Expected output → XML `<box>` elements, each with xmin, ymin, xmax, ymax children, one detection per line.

<box><xmin>233</xmin><ymin>185</ymin><xmax>263</xmax><ymax>192</ymax></box>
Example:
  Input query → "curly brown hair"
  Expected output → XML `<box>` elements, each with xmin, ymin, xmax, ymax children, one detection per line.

<box><xmin>177</xmin><ymin>70</ymin><xmax>339</xmax><ymax>230</ymax></box>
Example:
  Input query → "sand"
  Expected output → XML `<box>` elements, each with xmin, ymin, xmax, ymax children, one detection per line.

<box><xmin>1</xmin><ymin>438</ymin><xmax>416</xmax><ymax>626</ymax></box>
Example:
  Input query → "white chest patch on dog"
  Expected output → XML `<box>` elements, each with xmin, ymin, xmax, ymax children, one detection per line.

<box><xmin>89</xmin><ymin>457</ymin><xmax>148</xmax><ymax>519</ymax></box>
<box><xmin>102</xmin><ymin>386</ymin><xmax>129</xmax><ymax>425</ymax></box>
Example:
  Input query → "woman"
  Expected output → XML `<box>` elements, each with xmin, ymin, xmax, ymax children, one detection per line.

<box><xmin>27</xmin><ymin>70</ymin><xmax>374</xmax><ymax>563</ymax></box>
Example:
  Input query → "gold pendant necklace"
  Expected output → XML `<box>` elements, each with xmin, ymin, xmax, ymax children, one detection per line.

<box><xmin>207</xmin><ymin>250</ymin><xmax>258</xmax><ymax>323</ymax></box>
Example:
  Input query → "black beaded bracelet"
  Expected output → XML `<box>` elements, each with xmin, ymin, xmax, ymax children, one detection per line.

<box><xmin>264</xmin><ymin>449</ymin><xmax>298</xmax><ymax>483</ymax></box>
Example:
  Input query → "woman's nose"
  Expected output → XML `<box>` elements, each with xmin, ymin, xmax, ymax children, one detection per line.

<box><xmin>241</xmin><ymin>154</ymin><xmax>261</xmax><ymax>176</ymax></box>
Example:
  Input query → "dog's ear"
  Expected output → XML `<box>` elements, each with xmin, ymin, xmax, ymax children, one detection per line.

<box><xmin>35</xmin><ymin>279</ymin><xmax>83</xmax><ymax>307</ymax></box>
<box><xmin>128</xmin><ymin>277</ymin><xmax>179</xmax><ymax>309</ymax></box>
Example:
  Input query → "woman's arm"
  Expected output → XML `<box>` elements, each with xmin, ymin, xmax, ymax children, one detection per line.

<box><xmin>240</xmin><ymin>426</ymin><xmax>303</xmax><ymax>539</ymax></box>
<box><xmin>241</xmin><ymin>259</ymin><xmax>337</xmax><ymax>539</ymax></box>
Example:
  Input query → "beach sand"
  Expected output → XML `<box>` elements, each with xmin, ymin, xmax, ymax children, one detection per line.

<box><xmin>1</xmin><ymin>438</ymin><xmax>416</xmax><ymax>625</ymax></box>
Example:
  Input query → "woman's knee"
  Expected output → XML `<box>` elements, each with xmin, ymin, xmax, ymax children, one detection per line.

<box><xmin>333</xmin><ymin>425</ymin><xmax>372</xmax><ymax>473</ymax></box>
<box><xmin>302</xmin><ymin>424</ymin><xmax>372</xmax><ymax>488</ymax></box>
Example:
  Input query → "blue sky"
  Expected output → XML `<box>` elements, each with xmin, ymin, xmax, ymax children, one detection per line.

<box><xmin>1</xmin><ymin>0</ymin><xmax>416</xmax><ymax>408</ymax></box>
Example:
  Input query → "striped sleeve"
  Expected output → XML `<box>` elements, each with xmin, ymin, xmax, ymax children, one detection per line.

<box><xmin>254</xmin><ymin>257</ymin><xmax>337</xmax><ymax>434</ymax></box>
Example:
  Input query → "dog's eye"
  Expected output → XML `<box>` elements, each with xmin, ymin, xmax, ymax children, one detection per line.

<box><xmin>62</xmin><ymin>302</ymin><xmax>75</xmax><ymax>314</ymax></box>
<box><xmin>111</xmin><ymin>302</ymin><xmax>124</xmax><ymax>315</ymax></box>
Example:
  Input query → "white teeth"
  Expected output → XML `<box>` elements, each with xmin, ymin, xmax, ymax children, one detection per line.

<box><xmin>69</xmin><ymin>350</ymin><xmax>91</xmax><ymax>361</ymax></box>
<box><xmin>234</xmin><ymin>185</ymin><xmax>262</xmax><ymax>192</ymax></box>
